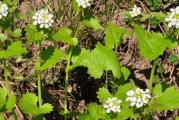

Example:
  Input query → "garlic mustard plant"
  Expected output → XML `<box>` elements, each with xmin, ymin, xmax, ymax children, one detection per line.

<box><xmin>165</xmin><ymin>6</ymin><xmax>179</xmax><ymax>28</ymax></box>
<box><xmin>76</xmin><ymin>0</ymin><xmax>91</xmax><ymax>8</ymax></box>
<box><xmin>129</xmin><ymin>5</ymin><xmax>141</xmax><ymax>17</ymax></box>
<box><xmin>126</xmin><ymin>88</ymin><xmax>151</xmax><ymax>108</ymax></box>
<box><xmin>0</xmin><ymin>2</ymin><xmax>8</xmax><ymax>19</ymax></box>
<box><xmin>103</xmin><ymin>97</ymin><xmax>122</xmax><ymax>113</ymax></box>
<box><xmin>33</xmin><ymin>9</ymin><xmax>54</xmax><ymax>28</ymax></box>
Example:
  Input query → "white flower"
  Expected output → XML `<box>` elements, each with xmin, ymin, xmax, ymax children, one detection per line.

<box><xmin>103</xmin><ymin>97</ymin><xmax>122</xmax><ymax>113</ymax></box>
<box><xmin>165</xmin><ymin>6</ymin><xmax>179</xmax><ymax>28</ymax></box>
<box><xmin>76</xmin><ymin>0</ymin><xmax>91</xmax><ymax>8</ymax></box>
<box><xmin>126</xmin><ymin>88</ymin><xmax>151</xmax><ymax>108</ymax></box>
<box><xmin>33</xmin><ymin>9</ymin><xmax>54</xmax><ymax>28</ymax></box>
<box><xmin>129</xmin><ymin>5</ymin><xmax>141</xmax><ymax>17</ymax></box>
<box><xmin>0</xmin><ymin>2</ymin><xmax>8</xmax><ymax>19</ymax></box>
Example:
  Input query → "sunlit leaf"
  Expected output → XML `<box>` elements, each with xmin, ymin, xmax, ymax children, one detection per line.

<box><xmin>121</xmin><ymin>66</ymin><xmax>130</xmax><ymax>81</ymax></box>
<box><xmin>81</xmin><ymin>17</ymin><xmax>104</xmax><ymax>30</ymax></box>
<box><xmin>26</xmin><ymin>24</ymin><xmax>47</xmax><ymax>44</ymax></box>
<box><xmin>53</xmin><ymin>28</ymin><xmax>78</xmax><ymax>46</ymax></box>
<box><xmin>6</xmin><ymin>95</ymin><xmax>16</xmax><ymax>111</ymax></box>
<box><xmin>105</xmin><ymin>23</ymin><xmax>127</xmax><ymax>49</ymax></box>
<box><xmin>151</xmin><ymin>86</ymin><xmax>179</xmax><ymax>111</ymax></box>
<box><xmin>97</xmin><ymin>87</ymin><xmax>112</xmax><ymax>103</ymax></box>
<box><xmin>79</xmin><ymin>103</ymin><xmax>105</xmax><ymax>120</ymax></box>
<box><xmin>134</xmin><ymin>24</ymin><xmax>176</xmax><ymax>61</ymax></box>
<box><xmin>70</xmin><ymin>43</ymin><xmax>121</xmax><ymax>78</ymax></box>
<box><xmin>0</xmin><ymin>88</ymin><xmax>7</xmax><ymax>110</ymax></box>
<box><xmin>19</xmin><ymin>93</ymin><xmax>53</xmax><ymax>115</ymax></box>
<box><xmin>0</xmin><ymin>41</ymin><xmax>27</xmax><ymax>59</ymax></box>
<box><xmin>36</xmin><ymin>47</ymin><xmax>66</xmax><ymax>71</ymax></box>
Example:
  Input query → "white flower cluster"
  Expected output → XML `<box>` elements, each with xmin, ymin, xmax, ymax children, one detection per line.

<box><xmin>165</xmin><ymin>6</ymin><xmax>179</xmax><ymax>28</ymax></box>
<box><xmin>0</xmin><ymin>2</ymin><xmax>8</xmax><ymax>19</ymax></box>
<box><xmin>103</xmin><ymin>97</ymin><xmax>122</xmax><ymax>113</ymax></box>
<box><xmin>126</xmin><ymin>88</ymin><xmax>151</xmax><ymax>108</ymax></box>
<box><xmin>33</xmin><ymin>9</ymin><xmax>54</xmax><ymax>28</ymax></box>
<box><xmin>76</xmin><ymin>0</ymin><xmax>91</xmax><ymax>8</ymax></box>
<box><xmin>129</xmin><ymin>5</ymin><xmax>141</xmax><ymax>17</ymax></box>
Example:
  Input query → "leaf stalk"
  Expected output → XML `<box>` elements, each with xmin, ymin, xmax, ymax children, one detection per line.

<box><xmin>64</xmin><ymin>47</ymin><xmax>73</xmax><ymax>120</ymax></box>
<box><xmin>38</xmin><ymin>41</ymin><xmax>42</xmax><ymax>107</ymax></box>
<box><xmin>3</xmin><ymin>59</ymin><xmax>11</xmax><ymax>96</ymax></box>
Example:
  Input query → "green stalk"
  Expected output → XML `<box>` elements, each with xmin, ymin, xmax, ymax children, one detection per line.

<box><xmin>105</xmin><ymin>69</ymin><xmax>108</xmax><ymax>88</ymax></box>
<box><xmin>37</xmin><ymin>70</ymin><xmax>42</xmax><ymax>106</ymax></box>
<box><xmin>64</xmin><ymin>1</ymin><xmax>79</xmax><ymax>118</ymax></box>
<box><xmin>37</xmin><ymin>41</ymin><xmax>42</xmax><ymax>106</ymax></box>
<box><xmin>3</xmin><ymin>59</ymin><xmax>11</xmax><ymax>96</ymax></box>
<box><xmin>149</xmin><ymin>61</ymin><xmax>156</xmax><ymax>93</ymax></box>
<box><xmin>74</xmin><ymin>21</ymin><xmax>80</xmax><ymax>37</ymax></box>
<box><xmin>64</xmin><ymin>47</ymin><xmax>73</xmax><ymax>120</ymax></box>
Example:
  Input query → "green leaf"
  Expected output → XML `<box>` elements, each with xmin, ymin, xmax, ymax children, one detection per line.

<box><xmin>8</xmin><ymin>29</ymin><xmax>22</xmax><ymax>38</ymax></box>
<box><xmin>19</xmin><ymin>93</ymin><xmax>53</xmax><ymax>115</ymax></box>
<box><xmin>141</xmin><ymin>12</ymin><xmax>167</xmax><ymax>23</ymax></box>
<box><xmin>97</xmin><ymin>87</ymin><xmax>112</xmax><ymax>103</ymax></box>
<box><xmin>151</xmin><ymin>87</ymin><xmax>179</xmax><ymax>112</ymax></box>
<box><xmin>0</xmin><ymin>113</ymin><xmax>4</xmax><ymax>120</ymax></box>
<box><xmin>134</xmin><ymin>24</ymin><xmax>175</xmax><ymax>61</ymax></box>
<box><xmin>0</xmin><ymin>88</ymin><xmax>7</xmax><ymax>109</ymax></box>
<box><xmin>176</xmin><ymin>116</ymin><xmax>179</xmax><ymax>120</ymax></box>
<box><xmin>114</xmin><ymin>107</ymin><xmax>133</xmax><ymax>120</ymax></box>
<box><xmin>6</xmin><ymin>95</ymin><xmax>16</xmax><ymax>111</ymax></box>
<box><xmin>153</xmin><ymin>83</ymin><xmax>162</xmax><ymax>98</ymax></box>
<box><xmin>81</xmin><ymin>17</ymin><xmax>104</xmax><ymax>30</ymax></box>
<box><xmin>168</xmin><ymin>55</ymin><xmax>179</xmax><ymax>64</ymax></box>
<box><xmin>70</xmin><ymin>43</ymin><xmax>121</xmax><ymax>78</ymax></box>
<box><xmin>151</xmin><ymin>12</ymin><xmax>167</xmax><ymax>22</ymax></box>
<box><xmin>53</xmin><ymin>28</ymin><xmax>78</xmax><ymax>46</ymax></box>
<box><xmin>149</xmin><ymin>17</ymin><xmax>160</xmax><ymax>27</ymax></box>
<box><xmin>105</xmin><ymin>23</ymin><xmax>126</xmax><ymax>49</ymax></box>
<box><xmin>79</xmin><ymin>103</ymin><xmax>105</xmax><ymax>120</ymax></box>
<box><xmin>121</xmin><ymin>66</ymin><xmax>130</xmax><ymax>81</ymax></box>
<box><xmin>0</xmin><ymin>88</ymin><xmax>16</xmax><ymax>111</ymax></box>
<box><xmin>26</xmin><ymin>24</ymin><xmax>47</xmax><ymax>44</ymax></box>
<box><xmin>115</xmin><ymin>84</ymin><xmax>135</xmax><ymax>120</ymax></box>
<box><xmin>72</xmin><ymin>0</ymin><xmax>80</xmax><ymax>14</ymax></box>
<box><xmin>0</xmin><ymin>41</ymin><xmax>27</xmax><ymax>59</ymax></box>
<box><xmin>37</xmin><ymin>47</ymin><xmax>66</xmax><ymax>71</ymax></box>
<box><xmin>165</xmin><ymin>39</ymin><xmax>177</xmax><ymax>49</ymax></box>
<box><xmin>116</xmin><ymin>83</ymin><xmax>133</xmax><ymax>102</ymax></box>
<box><xmin>148</xmin><ymin>0</ymin><xmax>162</xmax><ymax>10</ymax></box>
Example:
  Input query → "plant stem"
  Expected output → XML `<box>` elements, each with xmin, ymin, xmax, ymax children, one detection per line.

<box><xmin>64</xmin><ymin>47</ymin><xmax>73</xmax><ymax>120</ymax></box>
<box><xmin>105</xmin><ymin>69</ymin><xmax>108</xmax><ymax>88</ymax></box>
<box><xmin>38</xmin><ymin>41</ymin><xmax>42</xmax><ymax>106</ymax></box>
<box><xmin>64</xmin><ymin>1</ymin><xmax>79</xmax><ymax>118</ymax></box>
<box><xmin>3</xmin><ymin>59</ymin><xmax>11</xmax><ymax>96</ymax></box>
<box><xmin>4</xmin><ymin>60</ymin><xmax>18</xmax><ymax>119</ymax></box>
<box><xmin>37</xmin><ymin>70</ymin><xmax>42</xmax><ymax>106</ymax></box>
<box><xmin>74</xmin><ymin>20</ymin><xmax>80</xmax><ymax>38</ymax></box>
<box><xmin>149</xmin><ymin>61</ymin><xmax>156</xmax><ymax>93</ymax></box>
